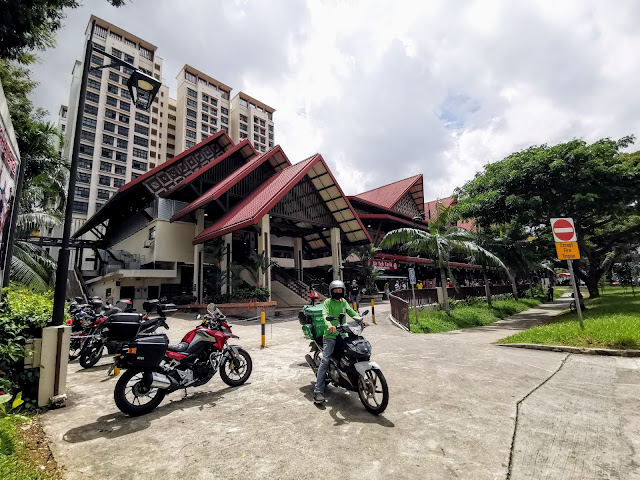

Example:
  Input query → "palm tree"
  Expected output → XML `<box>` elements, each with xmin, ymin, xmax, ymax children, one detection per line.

<box><xmin>348</xmin><ymin>243</ymin><xmax>382</xmax><ymax>293</ymax></box>
<box><xmin>380</xmin><ymin>202</ymin><xmax>507</xmax><ymax>313</ymax></box>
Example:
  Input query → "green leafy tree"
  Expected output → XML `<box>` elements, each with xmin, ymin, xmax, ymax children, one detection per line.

<box><xmin>348</xmin><ymin>243</ymin><xmax>381</xmax><ymax>293</ymax></box>
<box><xmin>0</xmin><ymin>0</ymin><xmax>126</xmax><ymax>62</ymax></box>
<box><xmin>455</xmin><ymin>137</ymin><xmax>640</xmax><ymax>298</ymax></box>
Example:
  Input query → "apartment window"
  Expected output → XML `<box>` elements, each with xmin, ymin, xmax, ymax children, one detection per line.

<box><xmin>120</xmin><ymin>101</ymin><xmax>130</xmax><ymax>112</ymax></box>
<box><xmin>186</xmin><ymin>108</ymin><xmax>196</xmax><ymax>119</ymax></box>
<box><xmin>93</xmin><ymin>43</ymin><xmax>105</xmax><ymax>52</ymax></box>
<box><xmin>109</xmin><ymin>71</ymin><xmax>119</xmax><ymax>82</ymax></box>
<box><xmin>77</xmin><ymin>172</ymin><xmax>91</xmax><ymax>184</ymax></box>
<box><xmin>117</xmin><ymin>138</ymin><xmax>128</xmax><ymax>149</ymax></box>
<box><xmin>268</xmin><ymin>133</ymin><xmax>274</xmax><ymax>140</ymax></box>
<box><xmin>97</xmin><ymin>189</ymin><xmax>110</xmax><ymax>200</ymax></box>
<box><xmin>79</xmin><ymin>144</ymin><xmax>94</xmax><ymax>156</ymax></box>
<box><xmin>240</xmin><ymin>114</ymin><xmax>248</xmax><ymax>122</ymax></box>
<box><xmin>131</xmin><ymin>173</ymin><xmax>140</xmax><ymax>180</ymax></box>
<box><xmin>202</xmin><ymin>94</ymin><xmax>209</xmax><ymax>103</ymax></box>
<box><xmin>99</xmin><ymin>175</ymin><xmax>111</xmax><ymax>186</ymax></box>
<box><xmin>211</xmin><ymin>98</ymin><xmax>218</xmax><ymax>107</ymax></box>
<box><xmin>132</xmin><ymin>160</ymin><xmax>147</xmax><ymax>171</ymax></box>
<box><xmin>221</xmin><ymin>116</ymin><xmax>228</xmax><ymax>125</ymax></box>
<box><xmin>185</xmin><ymin>129</ymin><xmax>196</xmax><ymax>139</ymax></box>
<box><xmin>87</xmin><ymin>78</ymin><xmax>101</xmax><ymax>91</ymax></box>
<box><xmin>111</xmin><ymin>48</ymin><xmax>123</xmax><ymax>59</ymax></box>
<box><xmin>86</xmin><ymin>91</ymin><xmax>100</xmax><ymax>104</ymax></box>
<box><xmin>239</xmin><ymin>123</ymin><xmax>247</xmax><ymax>132</ymax></box>
<box><xmin>134</xmin><ymin>124</ymin><xmax>149</xmax><ymax>136</ymax></box>
<box><xmin>89</xmin><ymin>69</ymin><xmax>102</xmax><ymax>80</ymax></box>
<box><xmin>209</xmin><ymin>117</ymin><xmax>217</xmax><ymax>126</ymax></box>
<box><xmin>133</xmin><ymin>148</ymin><xmax>148</xmax><ymax>159</ymax></box>
<box><xmin>210</xmin><ymin>108</ymin><xmax>218</xmax><ymax>116</ymax></box>
<box><xmin>185</xmin><ymin>71</ymin><xmax>197</xmax><ymax>84</ymax></box>
<box><xmin>107</xmin><ymin>84</ymin><xmax>118</xmax><ymax>95</ymax></box>
<box><xmin>186</xmin><ymin>98</ymin><xmax>197</xmax><ymax>108</ymax></box>
<box><xmin>100</xmin><ymin>161</ymin><xmax>112</xmax><ymax>172</ymax></box>
<box><xmin>201</xmin><ymin>125</ymin><xmax>208</xmax><ymax>133</ymax></box>
<box><xmin>260</xmin><ymin>119</ymin><xmax>266</xmax><ymax>127</ymax></box>
<box><xmin>101</xmin><ymin>148</ymin><xmax>113</xmax><ymax>159</ymax></box>
<box><xmin>221</xmin><ymin>107</ymin><xmax>229</xmax><ymax>115</ymax></box>
<box><xmin>260</xmin><ymin>128</ymin><xmax>266</xmax><ymax>135</ymax></box>
<box><xmin>269</xmin><ymin>141</ymin><xmax>273</xmax><ymax>148</ymax></box>
<box><xmin>201</xmin><ymin>104</ymin><xmax>209</xmax><ymax>113</ymax></box>
<box><xmin>123</xmin><ymin>66</ymin><xmax>133</xmax><ymax>76</ymax></box>
<box><xmin>253</xmin><ymin>125</ymin><xmax>259</xmax><ymax>133</ymax></box>
<box><xmin>239</xmin><ymin>132</ymin><xmax>248</xmax><ymax>139</ymax></box>
<box><xmin>239</xmin><ymin>99</ymin><xmax>248</xmax><ymax>108</ymax></box>
<box><xmin>113</xmin><ymin>178</ymin><xmax>125</xmax><ymax>188</ymax></box>
<box><xmin>105</xmin><ymin>109</ymin><xmax>117</xmax><ymax>121</ymax></box>
<box><xmin>117</xmin><ymin>126</ymin><xmax>129</xmax><ymax>136</ymax></box>
<box><xmin>83</xmin><ymin>116</ymin><xmax>98</xmax><ymax>129</ymax></box>
<box><xmin>201</xmin><ymin>113</ymin><xmax>209</xmax><ymax>123</ymax></box>
<box><xmin>167</xmin><ymin>133</ymin><xmax>175</xmax><ymax>140</ymax></box>
<box><xmin>260</xmin><ymin>136</ymin><xmax>265</xmax><ymax>145</ymax></box>
<box><xmin>121</xmin><ymin>76</ymin><xmax>128</xmax><ymax>86</ymax></box>
<box><xmin>75</xmin><ymin>186</ymin><xmax>90</xmax><ymax>198</ymax></box>
<box><xmin>139</xmin><ymin>46</ymin><xmax>153</xmax><ymax>60</ymax></box>
<box><xmin>124</xmin><ymin>53</ymin><xmax>135</xmax><ymax>64</ymax></box>
<box><xmin>121</xmin><ymin>88</ymin><xmax>131</xmax><ymax>100</ymax></box>
<box><xmin>103</xmin><ymin>121</ymin><xmax>115</xmax><ymax>132</ymax></box>
<box><xmin>81</xmin><ymin>130</ymin><xmax>96</xmax><ymax>142</ymax></box>
<box><xmin>260</xmin><ymin>145</ymin><xmax>266</xmax><ymax>152</ymax></box>
<box><xmin>134</xmin><ymin>135</ymin><xmax>149</xmax><ymax>147</ymax></box>
<box><xmin>187</xmin><ymin>88</ymin><xmax>197</xmax><ymax>98</ymax></box>
<box><xmin>135</xmin><ymin>112</ymin><xmax>150</xmax><ymax>124</ymax></box>
<box><xmin>119</xmin><ymin>114</ymin><xmax>130</xmax><ymax>124</ymax></box>
<box><xmin>79</xmin><ymin>158</ymin><xmax>92</xmax><ymax>169</ymax></box>
<box><xmin>91</xmin><ymin>54</ymin><xmax>103</xmax><ymax>66</ymax></box>
<box><xmin>167</xmin><ymin>144</ymin><xmax>175</xmax><ymax>150</ymax></box>
<box><xmin>268</xmin><ymin>125</ymin><xmax>274</xmax><ymax>132</ymax></box>
<box><xmin>115</xmin><ymin>152</ymin><xmax>127</xmax><ymax>163</ymax></box>
<box><xmin>254</xmin><ymin>143</ymin><xmax>260</xmax><ymax>150</ymax></box>
<box><xmin>201</xmin><ymin>133</ymin><xmax>208</xmax><ymax>141</ymax></box>
<box><xmin>72</xmin><ymin>201</ymin><xmax>88</xmax><ymax>214</ymax></box>
<box><xmin>221</xmin><ymin>126</ymin><xmax>228</xmax><ymax>133</ymax></box>
<box><xmin>185</xmin><ymin>140</ymin><xmax>195</xmax><ymax>149</ymax></box>
<box><xmin>102</xmin><ymin>134</ymin><xmax>114</xmax><ymax>146</ymax></box>
<box><xmin>186</xmin><ymin>119</ymin><xmax>197</xmax><ymax>129</ymax></box>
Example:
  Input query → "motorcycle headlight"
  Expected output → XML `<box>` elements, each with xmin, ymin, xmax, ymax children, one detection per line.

<box><xmin>348</xmin><ymin>325</ymin><xmax>362</xmax><ymax>336</ymax></box>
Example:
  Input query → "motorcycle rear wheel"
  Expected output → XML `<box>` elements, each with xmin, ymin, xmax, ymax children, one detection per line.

<box><xmin>219</xmin><ymin>348</ymin><xmax>252</xmax><ymax>387</ymax></box>
<box><xmin>357</xmin><ymin>368</ymin><xmax>389</xmax><ymax>415</ymax></box>
<box><xmin>79</xmin><ymin>342</ymin><xmax>104</xmax><ymax>368</ymax></box>
<box><xmin>69</xmin><ymin>336</ymin><xmax>86</xmax><ymax>361</ymax></box>
<box><xmin>114</xmin><ymin>369</ymin><xmax>166</xmax><ymax>416</ymax></box>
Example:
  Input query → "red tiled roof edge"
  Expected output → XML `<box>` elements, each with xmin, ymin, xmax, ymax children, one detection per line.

<box><xmin>353</xmin><ymin>174</ymin><xmax>423</xmax><ymax>210</ymax></box>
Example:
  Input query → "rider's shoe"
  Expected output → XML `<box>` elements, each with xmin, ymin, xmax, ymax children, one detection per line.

<box><xmin>313</xmin><ymin>392</ymin><xmax>327</xmax><ymax>404</ymax></box>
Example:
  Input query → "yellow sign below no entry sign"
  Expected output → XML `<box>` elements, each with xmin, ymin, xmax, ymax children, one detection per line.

<box><xmin>555</xmin><ymin>242</ymin><xmax>580</xmax><ymax>260</ymax></box>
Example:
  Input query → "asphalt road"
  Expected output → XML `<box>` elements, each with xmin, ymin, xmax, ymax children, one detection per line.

<box><xmin>43</xmin><ymin>298</ymin><xmax>640</xmax><ymax>479</ymax></box>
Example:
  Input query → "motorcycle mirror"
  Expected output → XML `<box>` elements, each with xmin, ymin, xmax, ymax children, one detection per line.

<box><xmin>361</xmin><ymin>309</ymin><xmax>369</xmax><ymax>316</ymax></box>
<box><xmin>196</xmin><ymin>314</ymin><xmax>202</xmax><ymax>320</ymax></box>
<box><xmin>338</xmin><ymin>313</ymin><xmax>346</xmax><ymax>325</ymax></box>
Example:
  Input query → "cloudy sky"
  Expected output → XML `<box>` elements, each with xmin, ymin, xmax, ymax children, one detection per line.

<box><xmin>31</xmin><ymin>0</ymin><xmax>640</xmax><ymax>199</ymax></box>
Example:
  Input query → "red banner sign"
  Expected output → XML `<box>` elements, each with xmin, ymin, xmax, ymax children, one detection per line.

<box><xmin>0</xmin><ymin>126</ymin><xmax>18</xmax><ymax>175</ymax></box>
<box><xmin>371</xmin><ymin>259</ymin><xmax>398</xmax><ymax>270</ymax></box>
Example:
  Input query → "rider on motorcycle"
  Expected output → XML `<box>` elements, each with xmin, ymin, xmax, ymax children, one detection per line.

<box><xmin>314</xmin><ymin>280</ymin><xmax>361</xmax><ymax>404</ymax></box>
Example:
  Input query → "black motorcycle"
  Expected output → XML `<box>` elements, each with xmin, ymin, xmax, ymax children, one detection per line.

<box><xmin>300</xmin><ymin>309</ymin><xmax>389</xmax><ymax>414</ymax></box>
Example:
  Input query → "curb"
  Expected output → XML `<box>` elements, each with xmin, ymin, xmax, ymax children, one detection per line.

<box><xmin>496</xmin><ymin>343</ymin><xmax>640</xmax><ymax>357</ymax></box>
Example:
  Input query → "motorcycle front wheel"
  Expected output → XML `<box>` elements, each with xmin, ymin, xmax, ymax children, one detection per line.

<box><xmin>69</xmin><ymin>335</ymin><xmax>86</xmax><ymax>361</ymax></box>
<box><xmin>219</xmin><ymin>348</ymin><xmax>252</xmax><ymax>387</ymax></box>
<box><xmin>79</xmin><ymin>341</ymin><xmax>104</xmax><ymax>368</ymax></box>
<box><xmin>357</xmin><ymin>368</ymin><xmax>389</xmax><ymax>415</ymax></box>
<box><xmin>114</xmin><ymin>369</ymin><xmax>166</xmax><ymax>416</ymax></box>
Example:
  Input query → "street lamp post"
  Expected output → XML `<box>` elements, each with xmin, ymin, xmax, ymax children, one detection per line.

<box><xmin>51</xmin><ymin>21</ymin><xmax>161</xmax><ymax>326</ymax></box>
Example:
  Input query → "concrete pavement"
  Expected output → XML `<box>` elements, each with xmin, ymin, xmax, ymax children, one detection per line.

<box><xmin>43</xmin><ymin>298</ymin><xmax>640</xmax><ymax>479</ymax></box>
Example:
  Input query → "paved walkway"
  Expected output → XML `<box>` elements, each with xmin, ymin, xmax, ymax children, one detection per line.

<box><xmin>42</xmin><ymin>298</ymin><xmax>640</xmax><ymax>479</ymax></box>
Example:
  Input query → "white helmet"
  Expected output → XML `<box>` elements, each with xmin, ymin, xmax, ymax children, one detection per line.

<box><xmin>329</xmin><ymin>280</ymin><xmax>346</xmax><ymax>300</ymax></box>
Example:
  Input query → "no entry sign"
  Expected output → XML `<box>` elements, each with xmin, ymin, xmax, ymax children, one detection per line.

<box><xmin>550</xmin><ymin>218</ymin><xmax>577</xmax><ymax>243</ymax></box>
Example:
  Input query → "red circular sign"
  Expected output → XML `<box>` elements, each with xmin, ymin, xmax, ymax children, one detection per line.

<box><xmin>553</xmin><ymin>219</ymin><xmax>574</xmax><ymax>241</ymax></box>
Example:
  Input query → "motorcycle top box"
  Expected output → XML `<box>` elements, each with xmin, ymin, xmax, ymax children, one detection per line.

<box><xmin>124</xmin><ymin>334</ymin><xmax>168</xmax><ymax>368</ymax></box>
<box><xmin>103</xmin><ymin>313</ymin><xmax>143</xmax><ymax>341</ymax></box>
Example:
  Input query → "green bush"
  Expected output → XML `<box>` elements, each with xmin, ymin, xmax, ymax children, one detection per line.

<box><xmin>205</xmin><ymin>287</ymin><xmax>271</xmax><ymax>304</ymax></box>
<box><xmin>171</xmin><ymin>294</ymin><xmax>197</xmax><ymax>306</ymax></box>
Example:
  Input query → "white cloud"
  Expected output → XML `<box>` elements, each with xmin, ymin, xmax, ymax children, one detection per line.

<box><xmin>30</xmin><ymin>0</ymin><xmax>640</xmax><ymax>200</ymax></box>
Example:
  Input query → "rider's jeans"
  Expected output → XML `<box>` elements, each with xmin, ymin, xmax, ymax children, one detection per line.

<box><xmin>314</xmin><ymin>337</ymin><xmax>336</xmax><ymax>394</ymax></box>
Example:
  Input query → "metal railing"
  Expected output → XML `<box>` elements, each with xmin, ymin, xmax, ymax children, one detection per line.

<box><xmin>389</xmin><ymin>293</ymin><xmax>410</xmax><ymax>330</ymax></box>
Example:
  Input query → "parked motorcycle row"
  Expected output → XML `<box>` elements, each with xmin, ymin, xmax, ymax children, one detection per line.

<box><xmin>67</xmin><ymin>297</ymin><xmax>387</xmax><ymax>416</ymax></box>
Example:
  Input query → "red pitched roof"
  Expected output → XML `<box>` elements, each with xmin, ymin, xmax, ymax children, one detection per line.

<box><xmin>170</xmin><ymin>146</ymin><xmax>291</xmax><ymax>222</ymax></box>
<box><xmin>424</xmin><ymin>196</ymin><xmax>456</xmax><ymax>221</ymax></box>
<box><xmin>119</xmin><ymin>130</ymin><xmax>233</xmax><ymax>193</ymax></box>
<box><xmin>353</xmin><ymin>174</ymin><xmax>423</xmax><ymax>211</ymax></box>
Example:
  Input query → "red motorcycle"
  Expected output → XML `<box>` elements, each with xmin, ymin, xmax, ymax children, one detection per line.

<box><xmin>111</xmin><ymin>303</ymin><xmax>252</xmax><ymax>416</ymax></box>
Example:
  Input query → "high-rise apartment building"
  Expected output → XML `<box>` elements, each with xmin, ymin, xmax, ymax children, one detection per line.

<box><xmin>230</xmin><ymin>92</ymin><xmax>275</xmax><ymax>152</ymax></box>
<box><xmin>60</xmin><ymin>16</ymin><xmax>275</xmax><ymax>235</ymax></box>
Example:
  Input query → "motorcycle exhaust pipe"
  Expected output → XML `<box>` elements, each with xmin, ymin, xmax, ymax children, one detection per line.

<box><xmin>305</xmin><ymin>354</ymin><xmax>318</xmax><ymax>374</ymax></box>
<box><xmin>149</xmin><ymin>372</ymin><xmax>172</xmax><ymax>389</ymax></box>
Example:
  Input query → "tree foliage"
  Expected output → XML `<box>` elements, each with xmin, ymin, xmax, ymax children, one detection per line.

<box><xmin>455</xmin><ymin>137</ymin><xmax>640</xmax><ymax>297</ymax></box>
<box><xmin>0</xmin><ymin>0</ymin><xmax>126</xmax><ymax>62</ymax></box>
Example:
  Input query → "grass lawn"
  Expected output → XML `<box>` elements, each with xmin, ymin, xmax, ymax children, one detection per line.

<box><xmin>410</xmin><ymin>295</ymin><xmax>551</xmax><ymax>334</ymax></box>
<box><xmin>1</xmin><ymin>416</ymin><xmax>59</xmax><ymax>480</ymax></box>
<box><xmin>497</xmin><ymin>287</ymin><xmax>640</xmax><ymax>349</ymax></box>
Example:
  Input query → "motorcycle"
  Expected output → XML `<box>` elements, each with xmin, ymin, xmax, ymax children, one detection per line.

<box><xmin>299</xmin><ymin>307</ymin><xmax>389</xmax><ymax>414</ymax></box>
<box><xmin>77</xmin><ymin>300</ymin><xmax>168</xmax><ymax>369</ymax></box>
<box><xmin>111</xmin><ymin>303</ymin><xmax>252</xmax><ymax>416</ymax></box>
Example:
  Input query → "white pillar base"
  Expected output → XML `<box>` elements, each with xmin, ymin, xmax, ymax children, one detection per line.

<box><xmin>37</xmin><ymin>325</ymin><xmax>71</xmax><ymax>407</ymax></box>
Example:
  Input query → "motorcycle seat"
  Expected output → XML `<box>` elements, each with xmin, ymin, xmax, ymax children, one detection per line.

<box><xmin>167</xmin><ymin>342</ymin><xmax>189</xmax><ymax>352</ymax></box>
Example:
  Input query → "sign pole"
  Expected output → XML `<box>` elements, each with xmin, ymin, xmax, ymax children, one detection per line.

<box><xmin>567</xmin><ymin>259</ymin><xmax>584</xmax><ymax>330</ymax></box>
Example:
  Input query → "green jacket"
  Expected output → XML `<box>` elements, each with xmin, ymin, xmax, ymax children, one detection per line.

<box><xmin>321</xmin><ymin>298</ymin><xmax>358</xmax><ymax>339</ymax></box>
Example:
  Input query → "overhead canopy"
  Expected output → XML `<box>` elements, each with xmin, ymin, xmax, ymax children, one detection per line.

<box><xmin>352</xmin><ymin>174</ymin><xmax>424</xmax><ymax>215</ymax></box>
<box><xmin>193</xmin><ymin>154</ymin><xmax>371</xmax><ymax>246</ymax></box>
<box><xmin>74</xmin><ymin>131</ymin><xmax>234</xmax><ymax>238</ymax></box>
<box><xmin>170</xmin><ymin>145</ymin><xmax>291</xmax><ymax>222</ymax></box>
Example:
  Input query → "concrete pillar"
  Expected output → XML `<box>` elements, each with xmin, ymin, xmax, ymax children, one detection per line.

<box><xmin>258</xmin><ymin>215</ymin><xmax>271</xmax><ymax>298</ymax></box>
<box><xmin>294</xmin><ymin>237</ymin><xmax>303</xmax><ymax>281</ymax></box>
<box><xmin>193</xmin><ymin>209</ymin><xmax>205</xmax><ymax>303</ymax></box>
<box><xmin>330</xmin><ymin>227</ymin><xmax>343</xmax><ymax>281</ymax></box>
<box><xmin>222</xmin><ymin>233</ymin><xmax>233</xmax><ymax>294</ymax></box>
<box><xmin>37</xmin><ymin>325</ymin><xmax>71</xmax><ymax>407</ymax></box>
